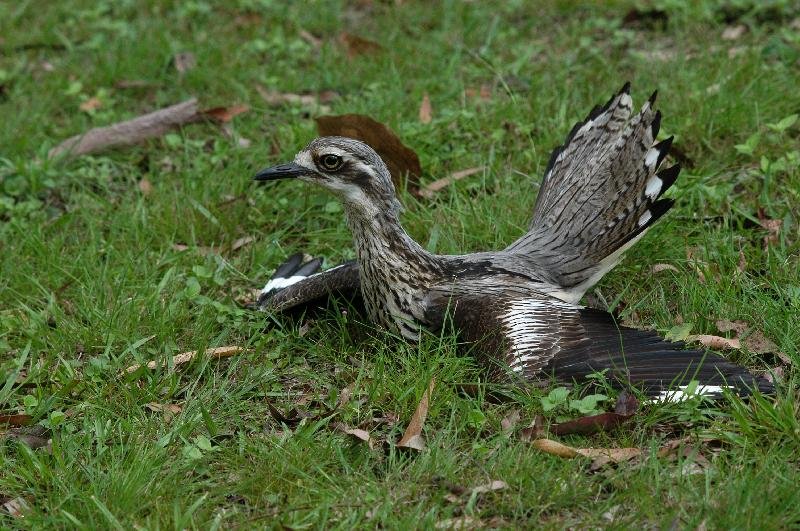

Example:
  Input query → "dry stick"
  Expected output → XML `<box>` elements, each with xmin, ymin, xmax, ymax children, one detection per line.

<box><xmin>48</xmin><ymin>98</ymin><xmax>199</xmax><ymax>159</ymax></box>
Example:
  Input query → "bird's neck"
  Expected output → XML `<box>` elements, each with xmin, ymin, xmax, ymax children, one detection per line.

<box><xmin>343</xmin><ymin>204</ymin><xmax>437</xmax><ymax>271</ymax></box>
<box><xmin>343</xmin><ymin>202</ymin><xmax>442</xmax><ymax>339</ymax></box>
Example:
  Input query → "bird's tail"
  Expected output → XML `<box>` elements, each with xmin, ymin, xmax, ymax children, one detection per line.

<box><xmin>506</xmin><ymin>83</ymin><xmax>680</xmax><ymax>302</ymax></box>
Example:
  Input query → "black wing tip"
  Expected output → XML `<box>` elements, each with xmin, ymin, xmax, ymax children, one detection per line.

<box><xmin>620</xmin><ymin>81</ymin><xmax>632</xmax><ymax>95</ymax></box>
<box><xmin>651</xmin><ymin>110</ymin><xmax>662</xmax><ymax>138</ymax></box>
<box><xmin>648</xmin><ymin>89</ymin><xmax>658</xmax><ymax>105</ymax></box>
<box><xmin>295</xmin><ymin>257</ymin><xmax>323</xmax><ymax>277</ymax></box>
<box><xmin>657</xmin><ymin>163</ymin><xmax>681</xmax><ymax>193</ymax></box>
<box><xmin>655</xmin><ymin>135</ymin><xmax>674</xmax><ymax>166</ymax></box>
<box><xmin>273</xmin><ymin>253</ymin><xmax>305</xmax><ymax>279</ymax></box>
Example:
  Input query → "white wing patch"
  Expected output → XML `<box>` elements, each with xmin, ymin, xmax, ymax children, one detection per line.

<box><xmin>652</xmin><ymin>384</ymin><xmax>727</xmax><ymax>403</ymax></box>
<box><xmin>261</xmin><ymin>275</ymin><xmax>308</xmax><ymax>295</ymax></box>
<box><xmin>501</xmin><ymin>298</ymin><xmax>576</xmax><ymax>373</ymax></box>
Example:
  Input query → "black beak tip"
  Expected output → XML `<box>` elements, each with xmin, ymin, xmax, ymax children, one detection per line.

<box><xmin>253</xmin><ymin>162</ymin><xmax>307</xmax><ymax>181</ymax></box>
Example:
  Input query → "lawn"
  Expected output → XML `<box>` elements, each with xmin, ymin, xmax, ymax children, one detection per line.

<box><xmin>1</xmin><ymin>0</ymin><xmax>799</xmax><ymax>528</ymax></box>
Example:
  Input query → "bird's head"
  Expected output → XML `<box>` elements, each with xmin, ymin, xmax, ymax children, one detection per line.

<box><xmin>254</xmin><ymin>137</ymin><xmax>400</xmax><ymax>216</ymax></box>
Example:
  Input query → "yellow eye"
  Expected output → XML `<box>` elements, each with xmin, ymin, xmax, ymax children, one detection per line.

<box><xmin>320</xmin><ymin>154</ymin><xmax>344</xmax><ymax>171</ymax></box>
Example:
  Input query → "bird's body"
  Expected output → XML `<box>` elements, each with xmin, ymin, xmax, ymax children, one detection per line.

<box><xmin>255</xmin><ymin>84</ymin><xmax>772</xmax><ymax>398</ymax></box>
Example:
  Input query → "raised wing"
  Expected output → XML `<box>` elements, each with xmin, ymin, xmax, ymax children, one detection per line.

<box><xmin>506</xmin><ymin>83</ymin><xmax>681</xmax><ymax>302</ymax></box>
<box><xmin>258</xmin><ymin>254</ymin><xmax>362</xmax><ymax>316</ymax></box>
<box><xmin>426</xmin><ymin>291</ymin><xmax>772</xmax><ymax>399</ymax></box>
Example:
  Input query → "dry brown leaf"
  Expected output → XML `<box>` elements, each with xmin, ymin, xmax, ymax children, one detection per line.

<box><xmin>737</xmin><ymin>250</ymin><xmax>747</xmax><ymax>273</ymax></box>
<box><xmin>715</xmin><ymin>319</ymin><xmax>748</xmax><ymax>335</ymax></box>
<box><xmin>435</xmin><ymin>516</ymin><xmax>480</xmax><ymax>530</ymax></box>
<box><xmin>418</xmin><ymin>167</ymin><xmax>484</xmax><ymax>198</ymax></box>
<box><xmin>298</xmin><ymin>29</ymin><xmax>322</xmax><ymax>48</ymax></box>
<box><xmin>173</xmin><ymin>52</ymin><xmax>196</xmax><ymax>74</ymax></box>
<box><xmin>500</xmin><ymin>409</ymin><xmax>520</xmax><ymax>433</ymax></box>
<box><xmin>200</xmin><ymin>104</ymin><xmax>250</xmax><ymax>123</ymax></box>
<box><xmin>686</xmin><ymin>334</ymin><xmax>741</xmax><ymax>350</ymax></box>
<box><xmin>316</xmin><ymin>114</ymin><xmax>422</xmax><ymax>193</ymax></box>
<box><xmin>722</xmin><ymin>24</ymin><xmax>747</xmax><ymax>40</ymax></box>
<box><xmin>334</xmin><ymin>422</ymin><xmax>374</xmax><ymax>449</ymax></box>
<box><xmin>138</xmin><ymin>178</ymin><xmax>153</xmax><ymax>196</ymax></box>
<box><xmin>124</xmin><ymin>346</ymin><xmax>244</xmax><ymax>374</ymax></box>
<box><xmin>519</xmin><ymin>415</ymin><xmax>546</xmax><ymax>442</ymax></box>
<box><xmin>652</xmin><ymin>263</ymin><xmax>679</xmax><ymax>273</ymax></box>
<box><xmin>79</xmin><ymin>97</ymin><xmax>102</xmax><ymax>112</ymax></box>
<box><xmin>1</xmin><ymin>497</ymin><xmax>29</xmax><ymax>518</ymax></box>
<box><xmin>339</xmin><ymin>32</ymin><xmax>384</xmax><ymax>57</ymax></box>
<box><xmin>145</xmin><ymin>402</ymin><xmax>183</xmax><ymax>422</ymax></box>
<box><xmin>2</xmin><ymin>426</ymin><xmax>51</xmax><ymax>451</ymax></box>
<box><xmin>397</xmin><ymin>378</ymin><xmax>435</xmax><ymax>451</ymax></box>
<box><xmin>471</xmin><ymin>480</ymin><xmax>507</xmax><ymax>495</ymax></box>
<box><xmin>418</xmin><ymin>93</ymin><xmax>432</xmax><ymax>124</ymax></box>
<box><xmin>256</xmin><ymin>86</ymin><xmax>335</xmax><ymax>112</ymax></box>
<box><xmin>0</xmin><ymin>414</ymin><xmax>33</xmax><ymax>427</ymax></box>
<box><xmin>230</xmin><ymin>236</ymin><xmax>255</xmax><ymax>252</ymax></box>
<box><xmin>531</xmin><ymin>438</ymin><xmax>579</xmax><ymax>458</ymax></box>
<box><xmin>758</xmin><ymin>208</ymin><xmax>782</xmax><ymax>249</ymax></box>
<box><xmin>49</xmin><ymin>98</ymin><xmax>199</xmax><ymax>159</ymax></box>
<box><xmin>114</xmin><ymin>79</ymin><xmax>157</xmax><ymax>90</ymax></box>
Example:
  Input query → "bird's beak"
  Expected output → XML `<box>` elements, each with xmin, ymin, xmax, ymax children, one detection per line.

<box><xmin>253</xmin><ymin>162</ymin><xmax>308</xmax><ymax>181</ymax></box>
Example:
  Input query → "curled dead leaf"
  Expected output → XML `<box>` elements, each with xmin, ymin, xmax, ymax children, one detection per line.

<box><xmin>315</xmin><ymin>114</ymin><xmax>422</xmax><ymax>193</ymax></box>
<box><xmin>471</xmin><ymin>480</ymin><xmax>507</xmax><ymax>495</ymax></box>
<box><xmin>500</xmin><ymin>409</ymin><xmax>520</xmax><ymax>433</ymax></box>
<box><xmin>333</xmin><ymin>422</ymin><xmax>374</xmax><ymax>449</ymax></box>
<box><xmin>138</xmin><ymin>178</ymin><xmax>153</xmax><ymax>196</ymax></box>
<box><xmin>1</xmin><ymin>497</ymin><xmax>30</xmax><ymax>518</ymax></box>
<box><xmin>145</xmin><ymin>402</ymin><xmax>183</xmax><ymax>422</ymax></box>
<box><xmin>686</xmin><ymin>334</ymin><xmax>740</xmax><ymax>350</ymax></box>
<box><xmin>519</xmin><ymin>414</ymin><xmax>545</xmax><ymax>442</ymax></box>
<box><xmin>651</xmin><ymin>263</ymin><xmax>679</xmax><ymax>273</ymax></box>
<box><xmin>418</xmin><ymin>93</ymin><xmax>432</xmax><ymax>124</ymax></box>
<box><xmin>397</xmin><ymin>378</ymin><xmax>435</xmax><ymax>451</ymax></box>
<box><xmin>419</xmin><ymin>167</ymin><xmax>485</xmax><ymax>199</ymax></box>
<box><xmin>172</xmin><ymin>52</ymin><xmax>196</xmax><ymax>74</ymax></box>
<box><xmin>339</xmin><ymin>32</ymin><xmax>384</xmax><ymax>57</ymax></box>
<box><xmin>124</xmin><ymin>346</ymin><xmax>244</xmax><ymax>374</ymax></box>
<box><xmin>0</xmin><ymin>413</ymin><xmax>33</xmax><ymax>427</ymax></box>
<box><xmin>200</xmin><ymin>104</ymin><xmax>249</xmax><ymax>123</ymax></box>
<box><xmin>79</xmin><ymin>97</ymin><xmax>102</xmax><ymax>112</ymax></box>
<box><xmin>531</xmin><ymin>438</ymin><xmax>579</xmax><ymax>458</ymax></box>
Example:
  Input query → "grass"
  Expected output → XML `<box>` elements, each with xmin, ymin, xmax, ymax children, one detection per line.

<box><xmin>1</xmin><ymin>0</ymin><xmax>799</xmax><ymax>528</ymax></box>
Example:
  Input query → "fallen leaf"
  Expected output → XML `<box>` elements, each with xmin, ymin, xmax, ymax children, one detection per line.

<box><xmin>397</xmin><ymin>378</ymin><xmax>435</xmax><ymax>451</ymax></box>
<box><xmin>435</xmin><ymin>516</ymin><xmax>480</xmax><ymax>530</ymax></box>
<box><xmin>471</xmin><ymin>480</ymin><xmax>507</xmax><ymax>495</ymax></box>
<box><xmin>0</xmin><ymin>414</ymin><xmax>33</xmax><ymax>426</ymax></box>
<box><xmin>138</xmin><ymin>178</ymin><xmax>153</xmax><ymax>196</ymax></box>
<box><xmin>651</xmin><ymin>263</ymin><xmax>679</xmax><ymax>273</ymax></box>
<box><xmin>49</xmin><ymin>98</ymin><xmax>199</xmax><ymax>159</ymax></box>
<box><xmin>336</xmin><ymin>384</ymin><xmax>354</xmax><ymax>409</ymax></box>
<box><xmin>200</xmin><ymin>104</ymin><xmax>250</xmax><ymax>123</ymax></box>
<box><xmin>315</xmin><ymin>114</ymin><xmax>422</xmax><ymax>193</ymax></box>
<box><xmin>114</xmin><ymin>79</ymin><xmax>157</xmax><ymax>89</ymax></box>
<box><xmin>145</xmin><ymin>402</ymin><xmax>182</xmax><ymax>422</ymax></box>
<box><xmin>124</xmin><ymin>345</ymin><xmax>244</xmax><ymax>374</ymax></box>
<box><xmin>298</xmin><ymin>29</ymin><xmax>322</xmax><ymax>48</ymax></box>
<box><xmin>230</xmin><ymin>235</ymin><xmax>255</xmax><ymax>252</ymax></box>
<box><xmin>737</xmin><ymin>250</ymin><xmax>747</xmax><ymax>273</ymax></box>
<box><xmin>1</xmin><ymin>497</ymin><xmax>29</xmax><ymax>517</ymax></box>
<box><xmin>418</xmin><ymin>93</ymin><xmax>432</xmax><ymax>124</ymax></box>
<box><xmin>758</xmin><ymin>213</ymin><xmax>782</xmax><ymax>250</ymax></box>
<box><xmin>333</xmin><ymin>422</ymin><xmax>374</xmax><ymax>449</ymax></box>
<box><xmin>715</xmin><ymin>319</ymin><xmax>784</xmax><ymax>357</ymax></box>
<box><xmin>2</xmin><ymin>426</ymin><xmax>51</xmax><ymax>451</ymax></box>
<box><xmin>531</xmin><ymin>438</ymin><xmax>578</xmax><ymax>458</ymax></box>
<box><xmin>339</xmin><ymin>32</ymin><xmax>384</xmax><ymax>57</ymax></box>
<box><xmin>614</xmin><ymin>390</ymin><xmax>639</xmax><ymax>416</ymax></box>
<box><xmin>722</xmin><ymin>24</ymin><xmax>747</xmax><ymax>40</ymax></box>
<box><xmin>418</xmin><ymin>167</ymin><xmax>485</xmax><ymax>198</ymax></box>
<box><xmin>686</xmin><ymin>334</ymin><xmax>741</xmax><ymax>350</ymax></box>
<box><xmin>79</xmin><ymin>97</ymin><xmax>102</xmax><ymax>112</ymax></box>
<box><xmin>173</xmin><ymin>52</ymin><xmax>196</xmax><ymax>74</ymax></box>
<box><xmin>519</xmin><ymin>415</ymin><xmax>546</xmax><ymax>441</ymax></box>
<box><xmin>500</xmin><ymin>409</ymin><xmax>520</xmax><ymax>433</ymax></box>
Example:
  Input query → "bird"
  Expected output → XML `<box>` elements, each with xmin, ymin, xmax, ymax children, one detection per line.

<box><xmin>253</xmin><ymin>83</ymin><xmax>773</xmax><ymax>400</ymax></box>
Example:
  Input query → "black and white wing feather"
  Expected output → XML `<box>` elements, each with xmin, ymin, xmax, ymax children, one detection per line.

<box><xmin>426</xmin><ymin>291</ymin><xmax>773</xmax><ymax>398</ymax></box>
<box><xmin>258</xmin><ymin>254</ymin><xmax>362</xmax><ymax>315</ymax></box>
<box><xmin>507</xmin><ymin>83</ymin><xmax>681</xmax><ymax>301</ymax></box>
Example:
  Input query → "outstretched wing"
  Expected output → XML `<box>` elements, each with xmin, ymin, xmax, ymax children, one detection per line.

<box><xmin>258</xmin><ymin>254</ymin><xmax>362</xmax><ymax>315</ymax></box>
<box><xmin>506</xmin><ymin>83</ymin><xmax>681</xmax><ymax>302</ymax></box>
<box><xmin>426</xmin><ymin>291</ymin><xmax>772</xmax><ymax>398</ymax></box>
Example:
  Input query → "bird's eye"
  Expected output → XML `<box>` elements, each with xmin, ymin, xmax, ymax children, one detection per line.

<box><xmin>319</xmin><ymin>154</ymin><xmax>344</xmax><ymax>171</ymax></box>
